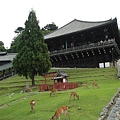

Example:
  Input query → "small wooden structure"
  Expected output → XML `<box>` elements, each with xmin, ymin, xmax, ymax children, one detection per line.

<box><xmin>39</xmin><ymin>70</ymin><xmax>78</xmax><ymax>92</ymax></box>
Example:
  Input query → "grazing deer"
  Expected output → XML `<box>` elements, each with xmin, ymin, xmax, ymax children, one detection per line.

<box><xmin>25</xmin><ymin>87</ymin><xmax>32</xmax><ymax>92</ymax></box>
<box><xmin>50</xmin><ymin>106</ymin><xmax>70</xmax><ymax>120</ymax></box>
<box><xmin>82</xmin><ymin>83</ymin><xmax>89</xmax><ymax>89</ymax></box>
<box><xmin>30</xmin><ymin>100</ymin><xmax>35</xmax><ymax>113</ymax></box>
<box><xmin>28</xmin><ymin>87</ymin><xmax>32</xmax><ymax>92</ymax></box>
<box><xmin>92</xmin><ymin>82</ymin><xmax>99</xmax><ymax>89</ymax></box>
<box><xmin>69</xmin><ymin>92</ymin><xmax>79</xmax><ymax>101</ymax></box>
<box><xmin>50</xmin><ymin>88</ymin><xmax>56</xmax><ymax>97</ymax></box>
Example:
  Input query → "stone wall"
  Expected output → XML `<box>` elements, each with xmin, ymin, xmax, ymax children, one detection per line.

<box><xmin>98</xmin><ymin>88</ymin><xmax>120</xmax><ymax>120</ymax></box>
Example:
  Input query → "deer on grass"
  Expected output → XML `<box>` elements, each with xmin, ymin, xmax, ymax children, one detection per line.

<box><xmin>30</xmin><ymin>100</ymin><xmax>35</xmax><ymax>113</ymax></box>
<box><xmin>82</xmin><ymin>83</ymin><xmax>89</xmax><ymax>89</ymax></box>
<box><xmin>92</xmin><ymin>82</ymin><xmax>99</xmax><ymax>89</ymax></box>
<box><xmin>25</xmin><ymin>87</ymin><xmax>32</xmax><ymax>92</ymax></box>
<box><xmin>28</xmin><ymin>87</ymin><xmax>32</xmax><ymax>92</ymax></box>
<box><xmin>50</xmin><ymin>88</ymin><xmax>56</xmax><ymax>97</ymax></box>
<box><xmin>50</xmin><ymin>106</ymin><xmax>70</xmax><ymax>120</ymax></box>
<box><xmin>69</xmin><ymin>92</ymin><xmax>79</xmax><ymax>101</ymax></box>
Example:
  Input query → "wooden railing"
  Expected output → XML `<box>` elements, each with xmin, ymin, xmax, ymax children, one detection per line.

<box><xmin>39</xmin><ymin>82</ymin><xmax>78</xmax><ymax>92</ymax></box>
<box><xmin>50</xmin><ymin>39</ymin><xmax>119</xmax><ymax>56</ymax></box>
<box><xmin>54</xmin><ymin>82</ymin><xmax>78</xmax><ymax>90</ymax></box>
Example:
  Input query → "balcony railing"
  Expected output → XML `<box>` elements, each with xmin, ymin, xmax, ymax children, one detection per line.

<box><xmin>50</xmin><ymin>39</ymin><xmax>118</xmax><ymax>56</ymax></box>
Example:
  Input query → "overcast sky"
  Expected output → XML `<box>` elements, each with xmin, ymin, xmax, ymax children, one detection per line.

<box><xmin>0</xmin><ymin>0</ymin><xmax>120</xmax><ymax>49</ymax></box>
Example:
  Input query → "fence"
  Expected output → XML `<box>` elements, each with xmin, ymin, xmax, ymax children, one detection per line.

<box><xmin>39</xmin><ymin>82</ymin><xmax>78</xmax><ymax>92</ymax></box>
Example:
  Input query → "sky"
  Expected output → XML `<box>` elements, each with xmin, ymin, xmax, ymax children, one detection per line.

<box><xmin>0</xmin><ymin>0</ymin><xmax>120</xmax><ymax>49</ymax></box>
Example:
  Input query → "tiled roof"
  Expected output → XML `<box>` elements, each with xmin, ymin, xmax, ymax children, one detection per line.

<box><xmin>56</xmin><ymin>70</ymin><xmax>69</xmax><ymax>77</ymax></box>
<box><xmin>44</xmin><ymin>18</ymin><xmax>114</xmax><ymax>40</ymax></box>
<box><xmin>0</xmin><ymin>53</ymin><xmax>17</xmax><ymax>61</ymax></box>
<box><xmin>0</xmin><ymin>52</ymin><xmax>7</xmax><ymax>55</ymax></box>
<box><xmin>0</xmin><ymin>63</ymin><xmax>13</xmax><ymax>71</ymax></box>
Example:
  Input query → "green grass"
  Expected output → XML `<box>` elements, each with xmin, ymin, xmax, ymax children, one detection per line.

<box><xmin>0</xmin><ymin>68</ymin><xmax>120</xmax><ymax>120</ymax></box>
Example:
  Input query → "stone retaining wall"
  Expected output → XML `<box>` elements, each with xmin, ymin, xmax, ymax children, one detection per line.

<box><xmin>98</xmin><ymin>88</ymin><xmax>120</xmax><ymax>120</ymax></box>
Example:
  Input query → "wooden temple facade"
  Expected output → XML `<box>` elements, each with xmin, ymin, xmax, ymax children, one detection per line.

<box><xmin>44</xmin><ymin>18</ymin><xmax>120</xmax><ymax>68</ymax></box>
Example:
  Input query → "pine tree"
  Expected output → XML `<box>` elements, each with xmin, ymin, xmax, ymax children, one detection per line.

<box><xmin>13</xmin><ymin>9</ymin><xmax>51</xmax><ymax>86</ymax></box>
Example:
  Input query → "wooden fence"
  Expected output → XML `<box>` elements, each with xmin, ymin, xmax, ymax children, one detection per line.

<box><xmin>39</xmin><ymin>82</ymin><xmax>78</xmax><ymax>92</ymax></box>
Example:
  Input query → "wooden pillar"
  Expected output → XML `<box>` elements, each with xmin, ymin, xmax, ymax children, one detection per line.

<box><xmin>3</xmin><ymin>70</ymin><xmax>5</xmax><ymax>78</ymax></box>
<box><xmin>44</xmin><ymin>75</ymin><xmax>46</xmax><ymax>85</ymax></box>
<box><xmin>66</xmin><ymin>41</ymin><xmax>68</xmax><ymax>49</ymax></box>
<box><xmin>112</xmin><ymin>48</ymin><xmax>115</xmax><ymax>67</ymax></box>
<box><xmin>103</xmin><ymin>62</ymin><xmax>105</xmax><ymax>68</ymax></box>
<box><xmin>52</xmin><ymin>73</ymin><xmax>55</xmax><ymax>88</ymax></box>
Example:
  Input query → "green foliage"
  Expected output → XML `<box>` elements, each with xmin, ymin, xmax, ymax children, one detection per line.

<box><xmin>0</xmin><ymin>68</ymin><xmax>120</xmax><ymax>120</ymax></box>
<box><xmin>43</xmin><ymin>22</ymin><xmax>58</xmax><ymax>31</ymax></box>
<box><xmin>9</xmin><ymin>21</ymin><xmax>58</xmax><ymax>52</ymax></box>
<box><xmin>41</xmin><ymin>22</ymin><xmax>58</xmax><ymax>36</ymax></box>
<box><xmin>8</xmin><ymin>34</ymin><xmax>22</xmax><ymax>53</ymax></box>
<box><xmin>41</xmin><ymin>29</ymin><xmax>51</xmax><ymax>35</ymax></box>
<box><xmin>13</xmin><ymin>9</ymin><xmax>51</xmax><ymax>86</ymax></box>
<box><xmin>9</xmin><ymin>27</ymin><xmax>24</xmax><ymax>53</ymax></box>
<box><xmin>0</xmin><ymin>41</ymin><xmax>6</xmax><ymax>51</ymax></box>
<box><xmin>0</xmin><ymin>41</ymin><xmax>4</xmax><ymax>46</ymax></box>
<box><xmin>14</xmin><ymin>27</ymin><xmax>24</xmax><ymax>34</ymax></box>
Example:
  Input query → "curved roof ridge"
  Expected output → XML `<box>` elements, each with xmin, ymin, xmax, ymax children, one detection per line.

<box><xmin>44</xmin><ymin>19</ymin><xmax>76</xmax><ymax>37</ymax></box>
<box><xmin>75</xmin><ymin>18</ymin><xmax>112</xmax><ymax>23</ymax></box>
<box><xmin>44</xmin><ymin>18</ymin><xmax>116</xmax><ymax>40</ymax></box>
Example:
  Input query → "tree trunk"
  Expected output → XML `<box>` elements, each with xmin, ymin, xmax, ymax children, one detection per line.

<box><xmin>31</xmin><ymin>72</ymin><xmax>35</xmax><ymax>86</ymax></box>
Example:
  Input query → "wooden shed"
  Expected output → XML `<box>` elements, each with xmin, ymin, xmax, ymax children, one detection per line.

<box><xmin>39</xmin><ymin>70</ymin><xmax>78</xmax><ymax>92</ymax></box>
<box><xmin>53</xmin><ymin>70</ymin><xmax>69</xmax><ymax>83</ymax></box>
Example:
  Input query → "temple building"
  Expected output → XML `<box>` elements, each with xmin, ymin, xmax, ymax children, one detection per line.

<box><xmin>44</xmin><ymin>18</ymin><xmax>120</xmax><ymax>68</ymax></box>
<box><xmin>0</xmin><ymin>52</ymin><xmax>17</xmax><ymax>80</ymax></box>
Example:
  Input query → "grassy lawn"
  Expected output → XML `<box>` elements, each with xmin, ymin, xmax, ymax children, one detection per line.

<box><xmin>0</xmin><ymin>68</ymin><xmax>120</xmax><ymax>120</ymax></box>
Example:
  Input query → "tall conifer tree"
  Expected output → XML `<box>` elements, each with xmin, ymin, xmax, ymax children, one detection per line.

<box><xmin>13</xmin><ymin>9</ymin><xmax>51</xmax><ymax>86</ymax></box>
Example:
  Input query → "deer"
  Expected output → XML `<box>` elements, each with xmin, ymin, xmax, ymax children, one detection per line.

<box><xmin>92</xmin><ymin>82</ymin><xmax>99</xmax><ymax>89</ymax></box>
<box><xmin>50</xmin><ymin>106</ymin><xmax>70</xmax><ymax>120</ymax></box>
<box><xmin>82</xmin><ymin>83</ymin><xmax>89</xmax><ymax>89</ymax></box>
<box><xmin>50</xmin><ymin>88</ymin><xmax>56</xmax><ymax>97</ymax></box>
<box><xmin>30</xmin><ymin>100</ymin><xmax>35</xmax><ymax>113</ymax></box>
<box><xmin>24</xmin><ymin>87</ymin><xmax>32</xmax><ymax>92</ymax></box>
<box><xmin>28</xmin><ymin>87</ymin><xmax>32</xmax><ymax>92</ymax></box>
<box><xmin>69</xmin><ymin>92</ymin><xmax>79</xmax><ymax>101</ymax></box>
